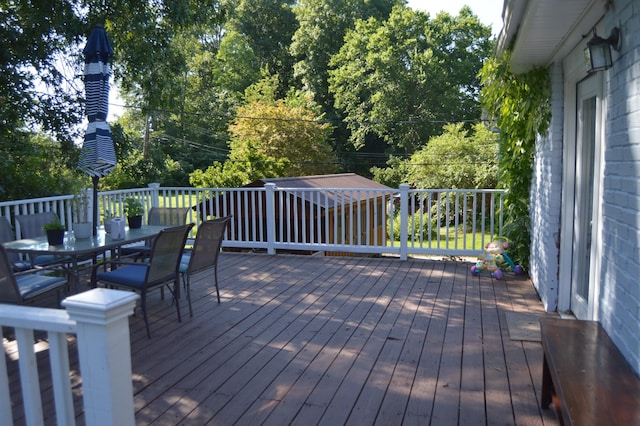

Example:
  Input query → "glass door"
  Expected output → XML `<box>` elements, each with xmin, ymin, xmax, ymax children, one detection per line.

<box><xmin>570</xmin><ymin>75</ymin><xmax>599</xmax><ymax>319</ymax></box>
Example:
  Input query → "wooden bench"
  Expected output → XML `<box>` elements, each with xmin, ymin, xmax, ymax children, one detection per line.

<box><xmin>540</xmin><ymin>318</ymin><xmax>640</xmax><ymax>425</ymax></box>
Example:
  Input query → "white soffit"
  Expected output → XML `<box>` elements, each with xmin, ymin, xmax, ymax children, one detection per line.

<box><xmin>503</xmin><ymin>0</ymin><xmax>605</xmax><ymax>72</ymax></box>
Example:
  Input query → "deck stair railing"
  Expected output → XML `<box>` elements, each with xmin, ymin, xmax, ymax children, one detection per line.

<box><xmin>0</xmin><ymin>184</ymin><xmax>505</xmax><ymax>259</ymax></box>
<box><xmin>1</xmin><ymin>289</ymin><xmax>139</xmax><ymax>426</ymax></box>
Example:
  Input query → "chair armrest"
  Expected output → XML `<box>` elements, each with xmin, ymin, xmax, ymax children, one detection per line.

<box><xmin>90</xmin><ymin>259</ymin><xmax>145</xmax><ymax>272</ymax></box>
<box><xmin>14</xmin><ymin>264</ymin><xmax>69</xmax><ymax>277</ymax></box>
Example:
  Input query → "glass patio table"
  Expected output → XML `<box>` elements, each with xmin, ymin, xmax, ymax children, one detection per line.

<box><xmin>2</xmin><ymin>225</ymin><xmax>169</xmax><ymax>293</ymax></box>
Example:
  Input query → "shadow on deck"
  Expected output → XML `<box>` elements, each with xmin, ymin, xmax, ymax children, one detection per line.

<box><xmin>5</xmin><ymin>253</ymin><xmax>560</xmax><ymax>425</ymax></box>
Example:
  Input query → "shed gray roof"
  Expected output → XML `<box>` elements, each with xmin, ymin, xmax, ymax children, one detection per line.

<box><xmin>248</xmin><ymin>173</ymin><xmax>391</xmax><ymax>208</ymax></box>
<box><xmin>253</xmin><ymin>173</ymin><xmax>391</xmax><ymax>190</ymax></box>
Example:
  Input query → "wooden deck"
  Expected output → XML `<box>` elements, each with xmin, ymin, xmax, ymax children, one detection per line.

<box><xmin>5</xmin><ymin>253</ymin><xmax>560</xmax><ymax>425</ymax></box>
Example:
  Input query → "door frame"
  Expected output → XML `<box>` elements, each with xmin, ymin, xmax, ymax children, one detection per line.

<box><xmin>558</xmin><ymin>40</ymin><xmax>606</xmax><ymax>319</ymax></box>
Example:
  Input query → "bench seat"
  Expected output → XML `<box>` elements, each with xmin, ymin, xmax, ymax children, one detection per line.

<box><xmin>540</xmin><ymin>318</ymin><xmax>640</xmax><ymax>425</ymax></box>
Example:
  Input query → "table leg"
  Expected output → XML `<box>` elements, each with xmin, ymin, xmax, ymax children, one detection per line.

<box><xmin>71</xmin><ymin>256</ymin><xmax>80</xmax><ymax>294</ymax></box>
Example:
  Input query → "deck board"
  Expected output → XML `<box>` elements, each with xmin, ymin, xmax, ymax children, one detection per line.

<box><xmin>4</xmin><ymin>253</ymin><xmax>560</xmax><ymax>425</ymax></box>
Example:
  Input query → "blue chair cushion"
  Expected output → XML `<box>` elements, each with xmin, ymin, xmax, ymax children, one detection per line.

<box><xmin>12</xmin><ymin>260</ymin><xmax>33</xmax><ymax>272</ymax></box>
<box><xmin>97</xmin><ymin>264</ymin><xmax>148</xmax><ymax>289</ymax></box>
<box><xmin>179</xmin><ymin>253</ymin><xmax>191</xmax><ymax>273</ymax></box>
<box><xmin>32</xmin><ymin>254</ymin><xmax>72</xmax><ymax>266</ymax></box>
<box><xmin>16</xmin><ymin>273</ymin><xmax>67</xmax><ymax>299</ymax></box>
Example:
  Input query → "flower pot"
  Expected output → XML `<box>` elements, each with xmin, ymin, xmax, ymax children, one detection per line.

<box><xmin>45</xmin><ymin>229</ymin><xmax>65</xmax><ymax>246</ymax></box>
<box><xmin>127</xmin><ymin>215</ymin><xmax>143</xmax><ymax>229</ymax></box>
<box><xmin>104</xmin><ymin>218</ymin><xmax>113</xmax><ymax>233</ymax></box>
<box><xmin>73</xmin><ymin>222</ymin><xmax>92</xmax><ymax>239</ymax></box>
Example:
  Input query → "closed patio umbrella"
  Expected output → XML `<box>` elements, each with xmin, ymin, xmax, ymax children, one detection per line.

<box><xmin>78</xmin><ymin>24</ymin><xmax>116</xmax><ymax>236</ymax></box>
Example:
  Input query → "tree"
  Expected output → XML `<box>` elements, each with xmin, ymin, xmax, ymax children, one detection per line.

<box><xmin>0</xmin><ymin>0</ymin><xmax>84</xmax><ymax>147</ymax></box>
<box><xmin>408</xmin><ymin>123</ymin><xmax>498</xmax><ymax>189</ymax></box>
<box><xmin>0</xmin><ymin>0</ymin><xmax>229</xmax><ymax>193</ymax></box>
<box><xmin>228</xmin><ymin>77</ymin><xmax>338</xmax><ymax>177</ymax></box>
<box><xmin>189</xmin><ymin>140</ymin><xmax>290</xmax><ymax>188</ymax></box>
<box><xmin>370</xmin><ymin>155</ymin><xmax>409</xmax><ymax>188</ymax></box>
<box><xmin>213</xmin><ymin>31</ymin><xmax>261</xmax><ymax>94</ymax></box>
<box><xmin>0</xmin><ymin>0</ymin><xmax>224</xmax><ymax>144</ymax></box>
<box><xmin>329</xmin><ymin>6</ymin><xmax>493</xmax><ymax>153</ymax></box>
<box><xmin>190</xmin><ymin>76</ymin><xmax>338</xmax><ymax>187</ymax></box>
<box><xmin>372</xmin><ymin>123</ymin><xmax>498</xmax><ymax>189</ymax></box>
<box><xmin>225</xmin><ymin>0</ymin><xmax>298</xmax><ymax>96</ymax></box>
<box><xmin>291</xmin><ymin>0</ymin><xmax>399</xmax><ymax>114</ymax></box>
<box><xmin>0</xmin><ymin>131</ymin><xmax>80</xmax><ymax>201</ymax></box>
<box><xmin>108</xmin><ymin>0</ymin><xmax>224</xmax><ymax>114</ymax></box>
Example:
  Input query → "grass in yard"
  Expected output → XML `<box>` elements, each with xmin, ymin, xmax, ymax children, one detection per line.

<box><xmin>388</xmin><ymin>229</ymin><xmax>493</xmax><ymax>252</ymax></box>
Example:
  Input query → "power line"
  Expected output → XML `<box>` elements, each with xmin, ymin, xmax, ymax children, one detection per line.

<box><xmin>108</xmin><ymin>101</ymin><xmax>490</xmax><ymax>127</ymax></box>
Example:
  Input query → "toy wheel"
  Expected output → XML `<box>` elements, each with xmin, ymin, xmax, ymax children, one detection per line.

<box><xmin>471</xmin><ymin>266</ymin><xmax>479</xmax><ymax>276</ymax></box>
<box><xmin>493</xmin><ymin>270</ymin><xmax>503</xmax><ymax>280</ymax></box>
<box><xmin>514</xmin><ymin>265</ymin><xmax>523</xmax><ymax>275</ymax></box>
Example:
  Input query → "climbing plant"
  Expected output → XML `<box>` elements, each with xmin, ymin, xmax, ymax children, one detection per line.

<box><xmin>479</xmin><ymin>51</ymin><xmax>551</xmax><ymax>269</ymax></box>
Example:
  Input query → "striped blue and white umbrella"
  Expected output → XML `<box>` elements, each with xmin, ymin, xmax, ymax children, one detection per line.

<box><xmin>78</xmin><ymin>25</ymin><xmax>115</xmax><ymax>235</ymax></box>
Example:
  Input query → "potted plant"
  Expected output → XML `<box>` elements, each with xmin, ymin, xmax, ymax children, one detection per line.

<box><xmin>103</xmin><ymin>209</ymin><xmax>117</xmax><ymax>233</ymax></box>
<box><xmin>42</xmin><ymin>218</ymin><xmax>66</xmax><ymax>245</ymax></box>
<box><xmin>71</xmin><ymin>188</ymin><xmax>92</xmax><ymax>238</ymax></box>
<box><xmin>124</xmin><ymin>197</ymin><xmax>144</xmax><ymax>229</ymax></box>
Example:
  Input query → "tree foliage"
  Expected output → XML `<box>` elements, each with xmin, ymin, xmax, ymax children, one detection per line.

<box><xmin>479</xmin><ymin>51</ymin><xmax>551</xmax><ymax>268</ymax></box>
<box><xmin>225</xmin><ymin>0</ymin><xmax>298</xmax><ymax>96</ymax></box>
<box><xmin>100</xmin><ymin>120</ymin><xmax>167</xmax><ymax>189</ymax></box>
<box><xmin>189</xmin><ymin>140</ymin><xmax>290</xmax><ymax>188</ymax></box>
<box><xmin>408</xmin><ymin>123</ymin><xmax>498</xmax><ymax>189</ymax></box>
<box><xmin>372</xmin><ymin>123</ymin><xmax>498</xmax><ymax>189</ymax></box>
<box><xmin>0</xmin><ymin>0</ymin><xmax>84</xmax><ymax>147</ymax></box>
<box><xmin>228</xmin><ymin>102</ymin><xmax>337</xmax><ymax>177</ymax></box>
<box><xmin>291</xmin><ymin>0</ymin><xmax>399</xmax><ymax>114</ymax></box>
<box><xmin>190</xmin><ymin>77</ymin><xmax>337</xmax><ymax>187</ymax></box>
<box><xmin>0</xmin><ymin>131</ymin><xmax>80</xmax><ymax>201</ymax></box>
<box><xmin>329</xmin><ymin>6</ymin><xmax>493</xmax><ymax>153</ymax></box>
<box><xmin>1</xmin><ymin>1</ymin><xmax>502</xmax><ymax>198</ymax></box>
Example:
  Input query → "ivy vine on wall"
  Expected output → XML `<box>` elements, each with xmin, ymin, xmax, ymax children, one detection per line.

<box><xmin>479</xmin><ymin>51</ymin><xmax>551</xmax><ymax>269</ymax></box>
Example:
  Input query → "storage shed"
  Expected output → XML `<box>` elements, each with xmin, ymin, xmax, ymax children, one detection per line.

<box><xmin>195</xmin><ymin>173</ymin><xmax>392</xmax><ymax>254</ymax></box>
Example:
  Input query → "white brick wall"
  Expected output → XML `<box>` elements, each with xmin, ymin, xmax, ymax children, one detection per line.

<box><xmin>596</xmin><ymin>0</ymin><xmax>640</xmax><ymax>374</ymax></box>
<box><xmin>529</xmin><ymin>0</ymin><xmax>640</xmax><ymax>374</ymax></box>
<box><xmin>528</xmin><ymin>62</ymin><xmax>564</xmax><ymax>312</ymax></box>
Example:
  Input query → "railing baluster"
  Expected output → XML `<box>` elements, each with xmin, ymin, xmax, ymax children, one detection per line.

<box><xmin>48</xmin><ymin>330</ymin><xmax>75</xmax><ymax>426</ymax></box>
<box><xmin>15</xmin><ymin>327</ymin><xmax>44</xmax><ymax>426</ymax></box>
<box><xmin>0</xmin><ymin>326</ymin><xmax>14</xmax><ymax>426</ymax></box>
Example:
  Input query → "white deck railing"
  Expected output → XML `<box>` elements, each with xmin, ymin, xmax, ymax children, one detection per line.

<box><xmin>1</xmin><ymin>289</ymin><xmax>138</xmax><ymax>426</ymax></box>
<box><xmin>0</xmin><ymin>184</ymin><xmax>505</xmax><ymax>259</ymax></box>
<box><xmin>0</xmin><ymin>184</ymin><xmax>504</xmax><ymax>423</ymax></box>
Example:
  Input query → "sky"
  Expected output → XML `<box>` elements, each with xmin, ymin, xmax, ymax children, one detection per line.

<box><xmin>406</xmin><ymin>0</ymin><xmax>504</xmax><ymax>36</ymax></box>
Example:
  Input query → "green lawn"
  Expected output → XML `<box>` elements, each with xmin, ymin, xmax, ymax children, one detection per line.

<box><xmin>388</xmin><ymin>229</ymin><xmax>492</xmax><ymax>251</ymax></box>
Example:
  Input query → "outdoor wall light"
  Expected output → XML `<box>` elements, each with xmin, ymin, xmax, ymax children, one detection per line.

<box><xmin>585</xmin><ymin>27</ymin><xmax>621</xmax><ymax>73</ymax></box>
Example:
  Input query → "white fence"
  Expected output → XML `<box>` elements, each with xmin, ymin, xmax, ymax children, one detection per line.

<box><xmin>0</xmin><ymin>184</ymin><xmax>504</xmax><ymax>423</ymax></box>
<box><xmin>1</xmin><ymin>289</ymin><xmax>138</xmax><ymax>426</ymax></box>
<box><xmin>0</xmin><ymin>184</ymin><xmax>505</xmax><ymax>259</ymax></box>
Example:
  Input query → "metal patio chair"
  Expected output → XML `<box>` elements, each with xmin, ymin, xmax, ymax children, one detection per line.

<box><xmin>179</xmin><ymin>216</ymin><xmax>231</xmax><ymax>316</ymax></box>
<box><xmin>14</xmin><ymin>212</ymin><xmax>73</xmax><ymax>268</ymax></box>
<box><xmin>94</xmin><ymin>223</ymin><xmax>194</xmax><ymax>338</ymax></box>
<box><xmin>120</xmin><ymin>207</ymin><xmax>190</xmax><ymax>259</ymax></box>
<box><xmin>0</xmin><ymin>216</ymin><xmax>33</xmax><ymax>271</ymax></box>
<box><xmin>0</xmin><ymin>245</ymin><xmax>69</xmax><ymax>307</ymax></box>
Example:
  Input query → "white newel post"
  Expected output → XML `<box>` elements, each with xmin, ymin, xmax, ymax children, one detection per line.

<box><xmin>62</xmin><ymin>289</ymin><xmax>140</xmax><ymax>426</ymax></box>
<box><xmin>399</xmin><ymin>184</ymin><xmax>410</xmax><ymax>260</ymax></box>
<box><xmin>148</xmin><ymin>182</ymin><xmax>161</xmax><ymax>208</ymax></box>
<box><xmin>265</xmin><ymin>183</ymin><xmax>276</xmax><ymax>255</ymax></box>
